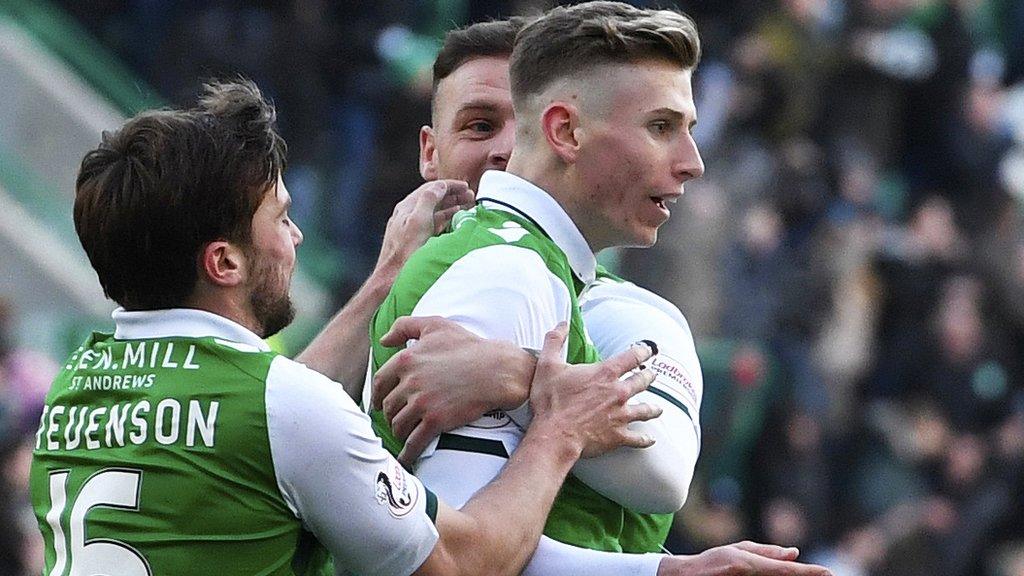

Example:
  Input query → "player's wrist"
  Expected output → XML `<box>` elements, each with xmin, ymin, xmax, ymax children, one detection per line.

<box><xmin>495</xmin><ymin>344</ymin><xmax>535</xmax><ymax>409</ymax></box>
<box><xmin>522</xmin><ymin>416</ymin><xmax>585</xmax><ymax>463</ymax></box>
<box><xmin>364</xmin><ymin>263</ymin><xmax>400</xmax><ymax>301</ymax></box>
<box><xmin>656</xmin><ymin>555</ymin><xmax>685</xmax><ymax>576</ymax></box>
<box><xmin>657</xmin><ymin>552</ymin><xmax>717</xmax><ymax>576</ymax></box>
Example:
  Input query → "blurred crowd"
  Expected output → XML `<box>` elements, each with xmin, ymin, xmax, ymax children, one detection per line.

<box><xmin>628</xmin><ymin>1</ymin><xmax>1024</xmax><ymax>575</ymax></box>
<box><xmin>0</xmin><ymin>300</ymin><xmax>54</xmax><ymax>574</ymax></box>
<box><xmin>1</xmin><ymin>0</ymin><xmax>1022</xmax><ymax>575</ymax></box>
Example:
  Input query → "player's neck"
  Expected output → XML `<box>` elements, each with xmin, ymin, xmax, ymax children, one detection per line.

<box><xmin>184</xmin><ymin>287</ymin><xmax>264</xmax><ymax>338</ymax></box>
<box><xmin>506</xmin><ymin>157</ymin><xmax>603</xmax><ymax>254</ymax></box>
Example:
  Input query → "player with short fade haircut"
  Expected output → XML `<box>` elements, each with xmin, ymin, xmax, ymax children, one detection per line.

<box><xmin>370</xmin><ymin>6</ymin><xmax>830</xmax><ymax>574</ymax></box>
<box><xmin>30</xmin><ymin>77</ymin><xmax>671</xmax><ymax>576</ymax></box>
<box><xmin>371</xmin><ymin>11</ymin><xmax>707</xmax><ymax>576</ymax></box>
<box><xmin>369</xmin><ymin>0</ymin><xmax>702</xmax><ymax>568</ymax></box>
<box><xmin>500</xmin><ymin>4</ymin><xmax>703</xmax><ymax>544</ymax></box>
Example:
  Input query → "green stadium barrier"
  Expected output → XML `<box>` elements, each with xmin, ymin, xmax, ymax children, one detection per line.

<box><xmin>0</xmin><ymin>144</ymin><xmax>74</xmax><ymax>243</ymax></box>
<box><xmin>0</xmin><ymin>0</ymin><xmax>163</xmax><ymax>115</ymax></box>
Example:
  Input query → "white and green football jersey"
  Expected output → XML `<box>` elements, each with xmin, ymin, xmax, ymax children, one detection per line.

<box><xmin>367</xmin><ymin>171</ymin><xmax>672</xmax><ymax>556</ymax></box>
<box><xmin>31</xmin><ymin>308</ymin><xmax>438</xmax><ymax>576</ymax></box>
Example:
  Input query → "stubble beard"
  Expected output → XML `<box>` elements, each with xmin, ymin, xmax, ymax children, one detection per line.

<box><xmin>248</xmin><ymin>256</ymin><xmax>295</xmax><ymax>339</ymax></box>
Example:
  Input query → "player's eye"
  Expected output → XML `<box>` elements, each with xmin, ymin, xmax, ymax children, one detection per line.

<box><xmin>648</xmin><ymin>120</ymin><xmax>674</xmax><ymax>136</ymax></box>
<box><xmin>466</xmin><ymin>120</ymin><xmax>494</xmax><ymax>134</ymax></box>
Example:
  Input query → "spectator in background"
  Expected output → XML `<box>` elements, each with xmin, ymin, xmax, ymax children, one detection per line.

<box><xmin>870</xmin><ymin>196</ymin><xmax>966</xmax><ymax>400</ymax></box>
<box><xmin>0</xmin><ymin>298</ymin><xmax>55</xmax><ymax>576</ymax></box>
<box><xmin>0</xmin><ymin>300</ymin><xmax>56</xmax><ymax>433</ymax></box>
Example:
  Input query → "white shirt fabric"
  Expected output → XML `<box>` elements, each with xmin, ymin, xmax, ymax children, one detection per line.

<box><xmin>113</xmin><ymin>308</ymin><xmax>439</xmax><ymax>576</ymax></box>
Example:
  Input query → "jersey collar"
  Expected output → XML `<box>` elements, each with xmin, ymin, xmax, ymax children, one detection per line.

<box><xmin>112</xmin><ymin>307</ymin><xmax>272</xmax><ymax>351</ymax></box>
<box><xmin>476</xmin><ymin>170</ymin><xmax>597</xmax><ymax>284</ymax></box>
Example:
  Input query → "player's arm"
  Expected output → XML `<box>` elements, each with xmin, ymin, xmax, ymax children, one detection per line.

<box><xmin>369</xmin><ymin>321</ymin><xmax>699</xmax><ymax>576</ymax></box>
<box><xmin>296</xmin><ymin>180</ymin><xmax>473</xmax><ymax>398</ymax></box>
<box><xmin>268</xmin><ymin>325</ymin><xmax>660</xmax><ymax>576</ymax></box>
<box><xmin>375</xmin><ymin>285</ymin><xmax>705</xmax><ymax>513</ymax></box>
<box><xmin>372</xmin><ymin>316</ymin><xmax>535</xmax><ymax>465</ymax></box>
<box><xmin>371</xmin><ymin>319</ymin><xmax>703</xmax><ymax>575</ymax></box>
<box><xmin>524</xmin><ymin>535</ymin><xmax>832</xmax><ymax>576</ymax></box>
<box><xmin>573</xmin><ymin>286</ymin><xmax>704</xmax><ymax>513</ymax></box>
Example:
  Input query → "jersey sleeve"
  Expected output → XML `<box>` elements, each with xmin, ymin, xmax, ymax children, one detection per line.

<box><xmin>522</xmin><ymin>535</ymin><xmax>664</xmax><ymax>576</ymax></box>
<box><xmin>403</xmin><ymin>244</ymin><xmax>572</xmax><ymax>505</ymax></box>
<box><xmin>265</xmin><ymin>357</ymin><xmax>439</xmax><ymax>576</ymax></box>
<box><xmin>574</xmin><ymin>281</ymin><xmax>703</xmax><ymax>513</ymax></box>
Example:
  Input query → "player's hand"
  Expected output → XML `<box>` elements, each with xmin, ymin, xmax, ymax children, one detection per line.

<box><xmin>375</xmin><ymin>316</ymin><xmax>533</xmax><ymax>466</ymax></box>
<box><xmin>529</xmin><ymin>323</ymin><xmax>662</xmax><ymax>458</ymax></box>
<box><xmin>374</xmin><ymin>180</ymin><xmax>474</xmax><ymax>279</ymax></box>
<box><xmin>657</xmin><ymin>541</ymin><xmax>832</xmax><ymax>576</ymax></box>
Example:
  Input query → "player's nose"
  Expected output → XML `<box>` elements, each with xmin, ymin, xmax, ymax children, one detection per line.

<box><xmin>489</xmin><ymin>123</ymin><xmax>515</xmax><ymax>170</ymax></box>
<box><xmin>673</xmin><ymin>134</ymin><xmax>704</xmax><ymax>183</ymax></box>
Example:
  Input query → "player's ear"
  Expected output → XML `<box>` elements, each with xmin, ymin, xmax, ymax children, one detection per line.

<box><xmin>419</xmin><ymin>125</ymin><xmax>439</xmax><ymax>181</ymax></box>
<box><xmin>199</xmin><ymin>240</ymin><xmax>246</xmax><ymax>288</ymax></box>
<box><xmin>541</xmin><ymin>102</ymin><xmax>579</xmax><ymax>164</ymax></box>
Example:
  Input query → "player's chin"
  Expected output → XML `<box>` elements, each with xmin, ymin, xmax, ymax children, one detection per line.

<box><xmin>610</xmin><ymin>223</ymin><xmax>660</xmax><ymax>248</ymax></box>
<box><xmin>627</xmin><ymin>227</ymin><xmax>659</xmax><ymax>248</ymax></box>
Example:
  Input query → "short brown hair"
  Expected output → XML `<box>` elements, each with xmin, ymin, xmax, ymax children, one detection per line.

<box><xmin>509</xmin><ymin>1</ymin><xmax>700</xmax><ymax>108</ymax></box>
<box><xmin>433</xmin><ymin>18</ymin><xmax>528</xmax><ymax>91</ymax></box>
<box><xmin>74</xmin><ymin>79</ymin><xmax>287</xmax><ymax>310</ymax></box>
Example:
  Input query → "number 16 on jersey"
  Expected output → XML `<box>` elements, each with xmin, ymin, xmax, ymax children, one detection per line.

<box><xmin>44</xmin><ymin>468</ymin><xmax>151</xmax><ymax>576</ymax></box>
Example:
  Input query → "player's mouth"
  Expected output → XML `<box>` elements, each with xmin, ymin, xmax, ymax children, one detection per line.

<box><xmin>650</xmin><ymin>194</ymin><xmax>680</xmax><ymax>215</ymax></box>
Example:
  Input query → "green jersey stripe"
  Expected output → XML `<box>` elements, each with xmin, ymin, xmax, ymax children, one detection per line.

<box><xmin>646</xmin><ymin>385</ymin><xmax>692</xmax><ymax>420</ymax></box>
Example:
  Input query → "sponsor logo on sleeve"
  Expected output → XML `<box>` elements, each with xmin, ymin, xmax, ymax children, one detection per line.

<box><xmin>649</xmin><ymin>354</ymin><xmax>696</xmax><ymax>404</ymax></box>
<box><xmin>375</xmin><ymin>460</ymin><xmax>419</xmax><ymax>518</ymax></box>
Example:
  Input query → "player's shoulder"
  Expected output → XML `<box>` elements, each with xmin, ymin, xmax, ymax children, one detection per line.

<box><xmin>264</xmin><ymin>357</ymin><xmax>371</xmax><ymax>447</ymax></box>
<box><xmin>396</xmin><ymin>207</ymin><xmax>536</xmax><ymax>283</ymax></box>
<box><xmin>448</xmin><ymin>206</ymin><xmax>566</xmax><ymax>261</ymax></box>
<box><xmin>583</xmin><ymin>273</ymin><xmax>689</xmax><ymax>331</ymax></box>
<box><xmin>402</xmin><ymin>206</ymin><xmax>572</xmax><ymax>285</ymax></box>
<box><xmin>267</xmin><ymin>355</ymin><xmax>344</xmax><ymax>396</ymax></box>
<box><xmin>266</xmin><ymin>356</ymin><xmax>364</xmax><ymax>413</ymax></box>
<box><xmin>180</xmin><ymin>336</ymin><xmax>280</xmax><ymax>385</ymax></box>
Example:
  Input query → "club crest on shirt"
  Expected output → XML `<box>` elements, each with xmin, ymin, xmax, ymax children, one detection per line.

<box><xmin>375</xmin><ymin>460</ymin><xmax>418</xmax><ymax>518</ymax></box>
